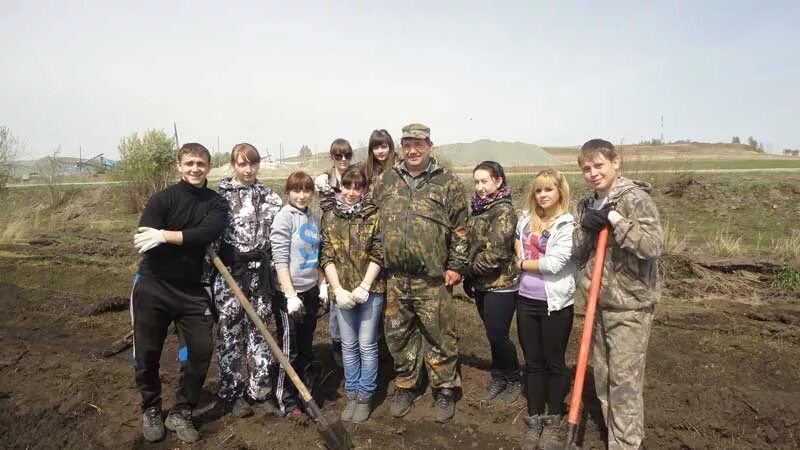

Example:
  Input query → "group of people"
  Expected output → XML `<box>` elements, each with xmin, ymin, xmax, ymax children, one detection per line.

<box><xmin>129</xmin><ymin>123</ymin><xmax>664</xmax><ymax>450</ymax></box>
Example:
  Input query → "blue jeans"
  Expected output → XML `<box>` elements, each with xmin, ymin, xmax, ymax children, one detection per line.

<box><xmin>336</xmin><ymin>292</ymin><xmax>384</xmax><ymax>398</ymax></box>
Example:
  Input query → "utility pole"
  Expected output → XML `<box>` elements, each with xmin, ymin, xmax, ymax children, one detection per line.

<box><xmin>79</xmin><ymin>146</ymin><xmax>82</xmax><ymax>173</ymax></box>
<box><xmin>660</xmin><ymin>115</ymin><xmax>664</xmax><ymax>143</ymax></box>
<box><xmin>173</xmin><ymin>123</ymin><xmax>180</xmax><ymax>149</ymax></box>
<box><xmin>217</xmin><ymin>136</ymin><xmax>220</xmax><ymax>154</ymax></box>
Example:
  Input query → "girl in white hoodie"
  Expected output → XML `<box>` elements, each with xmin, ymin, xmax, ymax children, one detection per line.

<box><xmin>515</xmin><ymin>168</ymin><xmax>577</xmax><ymax>450</ymax></box>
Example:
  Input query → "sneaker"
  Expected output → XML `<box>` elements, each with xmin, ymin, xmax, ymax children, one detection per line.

<box><xmin>434</xmin><ymin>388</ymin><xmax>456</xmax><ymax>423</ymax></box>
<box><xmin>482</xmin><ymin>378</ymin><xmax>506</xmax><ymax>402</ymax></box>
<box><xmin>389</xmin><ymin>388</ymin><xmax>416</xmax><ymax>418</ymax></box>
<box><xmin>351</xmin><ymin>395</ymin><xmax>371</xmax><ymax>423</ymax></box>
<box><xmin>340</xmin><ymin>392</ymin><xmax>357</xmax><ymax>422</ymax></box>
<box><xmin>165</xmin><ymin>408</ymin><xmax>200</xmax><ymax>443</ymax></box>
<box><xmin>285</xmin><ymin>406</ymin><xmax>310</xmax><ymax>426</ymax></box>
<box><xmin>521</xmin><ymin>415</ymin><xmax>543</xmax><ymax>450</ymax></box>
<box><xmin>231</xmin><ymin>397</ymin><xmax>254</xmax><ymax>418</ymax></box>
<box><xmin>141</xmin><ymin>406</ymin><xmax>165</xmax><ymax>442</ymax></box>
<box><xmin>538</xmin><ymin>414</ymin><xmax>564</xmax><ymax>450</ymax></box>
<box><xmin>499</xmin><ymin>380</ymin><xmax>522</xmax><ymax>405</ymax></box>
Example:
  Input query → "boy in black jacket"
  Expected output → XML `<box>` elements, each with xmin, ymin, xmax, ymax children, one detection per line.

<box><xmin>131</xmin><ymin>143</ymin><xmax>228</xmax><ymax>443</ymax></box>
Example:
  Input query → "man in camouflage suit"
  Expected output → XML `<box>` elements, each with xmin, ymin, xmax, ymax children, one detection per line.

<box><xmin>573</xmin><ymin>138</ymin><xmax>664</xmax><ymax>450</ymax></box>
<box><xmin>374</xmin><ymin>123</ymin><xmax>468</xmax><ymax>423</ymax></box>
<box><xmin>212</xmin><ymin>154</ymin><xmax>284</xmax><ymax>418</ymax></box>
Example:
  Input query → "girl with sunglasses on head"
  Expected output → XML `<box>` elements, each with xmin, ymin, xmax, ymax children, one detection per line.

<box><xmin>313</xmin><ymin>138</ymin><xmax>354</xmax><ymax>367</ymax></box>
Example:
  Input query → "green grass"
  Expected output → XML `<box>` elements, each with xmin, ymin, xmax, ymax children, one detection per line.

<box><xmin>773</xmin><ymin>266</ymin><xmax>800</xmax><ymax>291</ymax></box>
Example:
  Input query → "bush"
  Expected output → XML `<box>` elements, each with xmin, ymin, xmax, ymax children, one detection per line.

<box><xmin>118</xmin><ymin>129</ymin><xmax>176</xmax><ymax>211</ymax></box>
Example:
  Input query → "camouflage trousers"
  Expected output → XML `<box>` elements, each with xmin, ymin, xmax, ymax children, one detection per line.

<box><xmin>384</xmin><ymin>273</ymin><xmax>461</xmax><ymax>390</ymax></box>
<box><xmin>212</xmin><ymin>270</ymin><xmax>275</xmax><ymax>402</ymax></box>
<box><xmin>592</xmin><ymin>306</ymin><xmax>655</xmax><ymax>450</ymax></box>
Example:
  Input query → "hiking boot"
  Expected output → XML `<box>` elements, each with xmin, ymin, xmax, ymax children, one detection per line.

<box><xmin>390</xmin><ymin>388</ymin><xmax>416</xmax><ymax>418</ymax></box>
<box><xmin>340</xmin><ymin>392</ymin><xmax>357</xmax><ymax>422</ymax></box>
<box><xmin>231</xmin><ymin>397</ymin><xmax>254</xmax><ymax>418</ymax></box>
<box><xmin>499</xmin><ymin>380</ymin><xmax>522</xmax><ymax>405</ymax></box>
<box><xmin>141</xmin><ymin>406</ymin><xmax>165</xmax><ymax>442</ymax></box>
<box><xmin>539</xmin><ymin>414</ymin><xmax>564</xmax><ymax>450</ymax></box>
<box><xmin>482</xmin><ymin>378</ymin><xmax>507</xmax><ymax>402</ymax></box>
<box><xmin>165</xmin><ymin>408</ymin><xmax>200</xmax><ymax>443</ymax></box>
<box><xmin>521</xmin><ymin>415</ymin><xmax>543</xmax><ymax>450</ymax></box>
<box><xmin>434</xmin><ymin>388</ymin><xmax>456</xmax><ymax>423</ymax></box>
<box><xmin>351</xmin><ymin>394</ymin><xmax>371</xmax><ymax>423</ymax></box>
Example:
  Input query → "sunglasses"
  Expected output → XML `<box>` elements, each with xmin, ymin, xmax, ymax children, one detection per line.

<box><xmin>333</xmin><ymin>153</ymin><xmax>352</xmax><ymax>161</ymax></box>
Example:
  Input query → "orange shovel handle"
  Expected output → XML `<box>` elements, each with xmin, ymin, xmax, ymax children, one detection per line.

<box><xmin>564</xmin><ymin>226</ymin><xmax>609</xmax><ymax>447</ymax></box>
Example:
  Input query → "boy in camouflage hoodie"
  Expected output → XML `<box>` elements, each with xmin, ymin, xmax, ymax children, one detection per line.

<box><xmin>573</xmin><ymin>139</ymin><xmax>664</xmax><ymax>450</ymax></box>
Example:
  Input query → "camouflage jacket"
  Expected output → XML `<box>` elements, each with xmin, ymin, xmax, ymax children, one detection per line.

<box><xmin>374</xmin><ymin>157</ymin><xmax>468</xmax><ymax>278</ymax></box>
<box><xmin>465</xmin><ymin>197</ymin><xmax>520</xmax><ymax>291</ymax></box>
<box><xmin>218</xmin><ymin>177</ymin><xmax>283</xmax><ymax>255</ymax></box>
<box><xmin>316</xmin><ymin>167</ymin><xmax>341</xmax><ymax>213</ymax></box>
<box><xmin>573</xmin><ymin>177</ymin><xmax>664</xmax><ymax>310</ymax></box>
<box><xmin>319</xmin><ymin>202</ymin><xmax>385</xmax><ymax>293</ymax></box>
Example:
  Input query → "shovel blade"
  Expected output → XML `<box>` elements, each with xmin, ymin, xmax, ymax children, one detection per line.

<box><xmin>305</xmin><ymin>400</ymin><xmax>353</xmax><ymax>450</ymax></box>
<box><xmin>316</xmin><ymin>409</ymin><xmax>354</xmax><ymax>450</ymax></box>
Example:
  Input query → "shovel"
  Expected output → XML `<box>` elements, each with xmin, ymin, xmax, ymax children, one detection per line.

<box><xmin>563</xmin><ymin>226</ymin><xmax>610</xmax><ymax>450</ymax></box>
<box><xmin>207</xmin><ymin>248</ymin><xmax>354</xmax><ymax>450</ymax></box>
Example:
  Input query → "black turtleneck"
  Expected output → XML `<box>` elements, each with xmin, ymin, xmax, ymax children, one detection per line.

<box><xmin>137</xmin><ymin>179</ymin><xmax>229</xmax><ymax>282</ymax></box>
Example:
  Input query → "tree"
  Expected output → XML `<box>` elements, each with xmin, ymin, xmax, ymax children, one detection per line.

<box><xmin>0</xmin><ymin>126</ymin><xmax>21</xmax><ymax>192</ymax></box>
<box><xmin>118</xmin><ymin>129</ymin><xmax>176</xmax><ymax>211</ymax></box>
<box><xmin>731</xmin><ymin>136</ymin><xmax>740</xmax><ymax>144</ymax></box>
<box><xmin>299</xmin><ymin>145</ymin><xmax>312</xmax><ymax>159</ymax></box>
<box><xmin>37</xmin><ymin>146</ymin><xmax>66</xmax><ymax>207</ymax></box>
<box><xmin>747</xmin><ymin>136</ymin><xmax>758</xmax><ymax>149</ymax></box>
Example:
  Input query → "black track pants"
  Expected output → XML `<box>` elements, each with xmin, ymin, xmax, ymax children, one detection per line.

<box><xmin>130</xmin><ymin>275</ymin><xmax>214</xmax><ymax>412</ymax></box>
<box><xmin>516</xmin><ymin>298</ymin><xmax>574</xmax><ymax>416</ymax></box>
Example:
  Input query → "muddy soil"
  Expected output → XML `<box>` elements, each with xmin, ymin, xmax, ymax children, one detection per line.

<box><xmin>1</xmin><ymin>237</ymin><xmax>799</xmax><ymax>449</ymax></box>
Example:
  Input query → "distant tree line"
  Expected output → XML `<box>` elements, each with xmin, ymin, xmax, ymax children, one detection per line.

<box><xmin>731</xmin><ymin>136</ymin><xmax>764</xmax><ymax>152</ymax></box>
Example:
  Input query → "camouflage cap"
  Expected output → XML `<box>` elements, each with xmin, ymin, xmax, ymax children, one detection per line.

<box><xmin>401</xmin><ymin>123</ymin><xmax>430</xmax><ymax>140</ymax></box>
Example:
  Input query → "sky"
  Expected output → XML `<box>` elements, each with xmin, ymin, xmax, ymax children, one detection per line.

<box><xmin>2</xmin><ymin>0</ymin><xmax>799</xmax><ymax>160</ymax></box>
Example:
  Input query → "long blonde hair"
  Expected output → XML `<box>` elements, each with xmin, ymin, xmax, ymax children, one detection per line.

<box><xmin>526</xmin><ymin>168</ymin><xmax>570</xmax><ymax>233</ymax></box>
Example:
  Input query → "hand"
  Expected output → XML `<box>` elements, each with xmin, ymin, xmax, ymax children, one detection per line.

<box><xmin>581</xmin><ymin>204</ymin><xmax>614</xmax><ymax>232</ymax></box>
<box><xmin>334</xmin><ymin>287</ymin><xmax>356</xmax><ymax>310</ymax></box>
<box><xmin>318</xmin><ymin>283</ymin><xmax>329</xmax><ymax>308</ymax></box>
<box><xmin>314</xmin><ymin>174</ymin><xmax>330</xmax><ymax>193</ymax></box>
<box><xmin>352</xmin><ymin>282</ymin><xmax>370</xmax><ymax>304</ymax></box>
<box><xmin>286</xmin><ymin>295</ymin><xmax>304</xmax><ymax>318</ymax></box>
<box><xmin>444</xmin><ymin>270</ymin><xmax>462</xmax><ymax>287</ymax></box>
<box><xmin>133</xmin><ymin>227</ymin><xmax>166</xmax><ymax>254</ymax></box>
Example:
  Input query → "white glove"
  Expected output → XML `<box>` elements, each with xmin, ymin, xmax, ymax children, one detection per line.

<box><xmin>334</xmin><ymin>287</ymin><xmax>356</xmax><ymax>310</ymax></box>
<box><xmin>133</xmin><ymin>227</ymin><xmax>166</xmax><ymax>254</ymax></box>
<box><xmin>314</xmin><ymin>173</ymin><xmax>330</xmax><ymax>193</ymax></box>
<box><xmin>352</xmin><ymin>281</ymin><xmax>371</xmax><ymax>304</ymax></box>
<box><xmin>318</xmin><ymin>283</ymin><xmax>329</xmax><ymax>308</ymax></box>
<box><xmin>287</xmin><ymin>295</ymin><xmax>304</xmax><ymax>317</ymax></box>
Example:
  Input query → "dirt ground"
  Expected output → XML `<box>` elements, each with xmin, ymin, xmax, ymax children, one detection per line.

<box><xmin>1</xmin><ymin>234</ymin><xmax>798</xmax><ymax>450</ymax></box>
<box><xmin>1</xmin><ymin>178</ymin><xmax>799</xmax><ymax>450</ymax></box>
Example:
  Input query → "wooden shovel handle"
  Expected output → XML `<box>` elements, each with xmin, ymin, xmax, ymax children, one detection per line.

<box><xmin>207</xmin><ymin>248</ymin><xmax>314</xmax><ymax>403</ymax></box>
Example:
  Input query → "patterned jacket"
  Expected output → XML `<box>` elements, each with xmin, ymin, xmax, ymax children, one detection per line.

<box><xmin>465</xmin><ymin>197</ymin><xmax>519</xmax><ymax>291</ymax></box>
<box><xmin>319</xmin><ymin>202</ymin><xmax>385</xmax><ymax>294</ymax></box>
<box><xmin>573</xmin><ymin>177</ymin><xmax>664</xmax><ymax>310</ymax></box>
<box><xmin>374</xmin><ymin>158</ymin><xmax>468</xmax><ymax>279</ymax></box>
<box><xmin>218</xmin><ymin>177</ymin><xmax>283</xmax><ymax>256</ymax></box>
